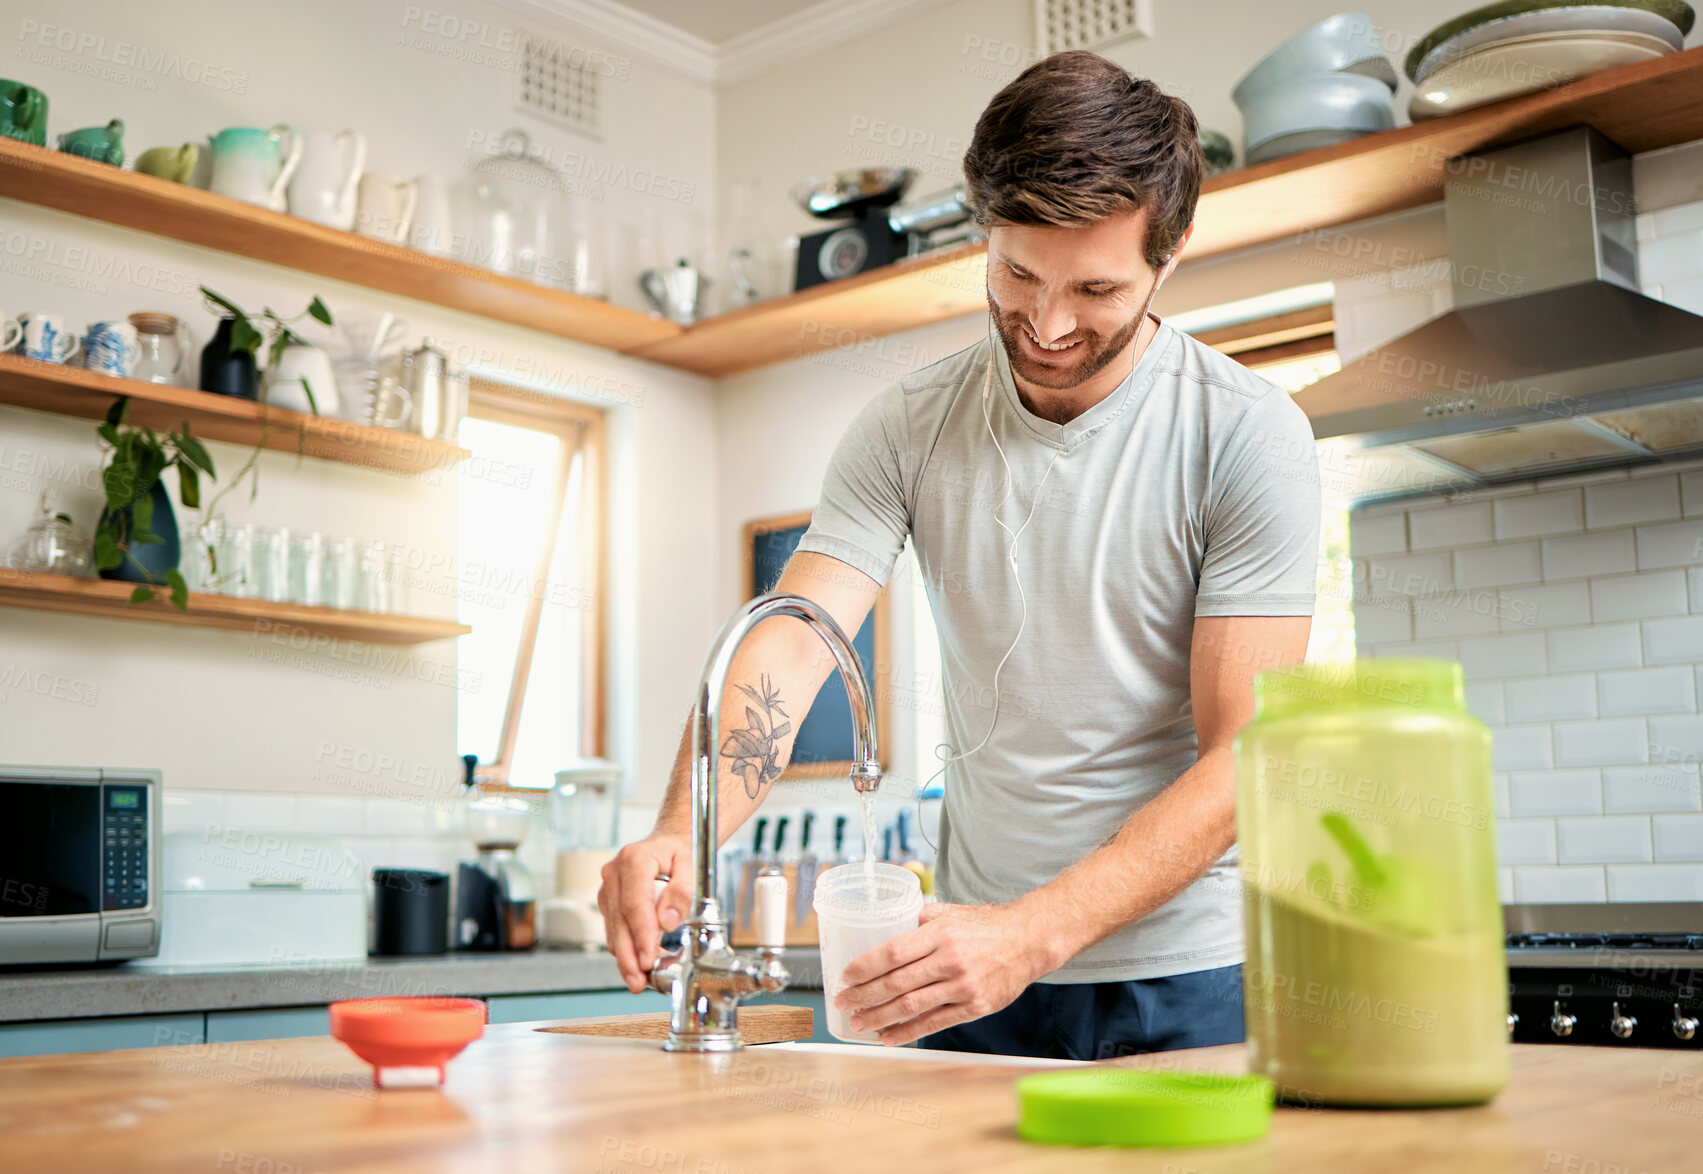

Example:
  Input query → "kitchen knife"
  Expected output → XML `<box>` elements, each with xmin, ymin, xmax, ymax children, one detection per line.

<box><xmin>795</xmin><ymin>811</ymin><xmax>818</xmax><ymax>926</ymax></box>
<box><xmin>737</xmin><ymin>816</ymin><xmax>768</xmax><ymax>932</ymax></box>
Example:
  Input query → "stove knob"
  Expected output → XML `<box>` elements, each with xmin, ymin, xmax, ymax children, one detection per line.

<box><xmin>1550</xmin><ymin>1001</ymin><xmax>1577</xmax><ymax>1038</ymax></box>
<box><xmin>1506</xmin><ymin>1013</ymin><xmax>1519</xmax><ymax>1038</ymax></box>
<box><xmin>1610</xmin><ymin>1001</ymin><xmax>1637</xmax><ymax>1040</ymax></box>
<box><xmin>1674</xmin><ymin>1005</ymin><xmax>1699</xmax><ymax>1042</ymax></box>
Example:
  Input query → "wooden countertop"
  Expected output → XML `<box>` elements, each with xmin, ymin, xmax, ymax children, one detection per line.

<box><xmin>0</xmin><ymin>1022</ymin><xmax>1697</xmax><ymax>1173</ymax></box>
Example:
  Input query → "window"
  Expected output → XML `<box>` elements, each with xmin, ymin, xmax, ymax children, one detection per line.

<box><xmin>456</xmin><ymin>380</ymin><xmax>606</xmax><ymax>789</ymax></box>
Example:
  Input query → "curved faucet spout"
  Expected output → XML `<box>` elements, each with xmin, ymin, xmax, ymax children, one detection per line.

<box><xmin>689</xmin><ymin>592</ymin><xmax>882</xmax><ymax>918</ymax></box>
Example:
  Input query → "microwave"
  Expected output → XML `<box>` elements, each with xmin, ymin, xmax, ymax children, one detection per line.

<box><xmin>0</xmin><ymin>765</ymin><xmax>161</xmax><ymax>966</ymax></box>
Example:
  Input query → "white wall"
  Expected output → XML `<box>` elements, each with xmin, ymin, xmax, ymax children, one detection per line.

<box><xmin>0</xmin><ymin>0</ymin><xmax>719</xmax><ymax>881</ymax></box>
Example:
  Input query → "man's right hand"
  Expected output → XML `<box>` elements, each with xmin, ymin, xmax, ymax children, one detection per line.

<box><xmin>599</xmin><ymin>834</ymin><xmax>695</xmax><ymax>993</ymax></box>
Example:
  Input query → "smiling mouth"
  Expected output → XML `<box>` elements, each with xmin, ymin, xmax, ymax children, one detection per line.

<box><xmin>1024</xmin><ymin>328</ymin><xmax>1081</xmax><ymax>354</ymax></box>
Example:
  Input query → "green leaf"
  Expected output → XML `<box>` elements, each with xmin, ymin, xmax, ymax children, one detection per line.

<box><xmin>129</xmin><ymin>586</ymin><xmax>154</xmax><ymax>605</ymax></box>
<box><xmin>102</xmin><ymin>463</ymin><xmax>135</xmax><ymax>510</ymax></box>
<box><xmin>177</xmin><ymin>461</ymin><xmax>200</xmax><ymax>510</ymax></box>
<box><xmin>93</xmin><ymin>531</ymin><xmax>122</xmax><ymax>570</ymax></box>
<box><xmin>133</xmin><ymin>529</ymin><xmax>164</xmax><ymax>547</ymax></box>
<box><xmin>165</xmin><ymin>569</ymin><xmax>189</xmax><ymax>611</ymax></box>
<box><xmin>96</xmin><ymin>423</ymin><xmax>120</xmax><ymax>447</ymax></box>
<box><xmin>200</xmin><ymin>286</ymin><xmax>246</xmax><ymax>319</ymax></box>
<box><xmin>132</xmin><ymin>489</ymin><xmax>153</xmax><ymax>534</ymax></box>
<box><xmin>104</xmin><ymin>396</ymin><xmax>129</xmax><ymax>428</ymax></box>
<box><xmin>175</xmin><ymin>429</ymin><xmax>215</xmax><ymax>477</ymax></box>
<box><xmin>230</xmin><ymin>317</ymin><xmax>265</xmax><ymax>358</ymax></box>
<box><xmin>308</xmin><ymin>297</ymin><xmax>333</xmax><ymax>326</ymax></box>
<box><xmin>300</xmin><ymin>378</ymin><xmax>319</xmax><ymax>416</ymax></box>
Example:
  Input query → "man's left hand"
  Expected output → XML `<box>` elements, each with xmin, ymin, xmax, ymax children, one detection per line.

<box><xmin>834</xmin><ymin>902</ymin><xmax>1056</xmax><ymax>1046</ymax></box>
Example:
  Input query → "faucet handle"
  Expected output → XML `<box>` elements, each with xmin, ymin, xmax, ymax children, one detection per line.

<box><xmin>754</xmin><ymin>868</ymin><xmax>788</xmax><ymax>950</ymax></box>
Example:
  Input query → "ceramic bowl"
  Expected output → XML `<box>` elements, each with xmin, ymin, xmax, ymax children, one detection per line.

<box><xmin>1241</xmin><ymin>72</ymin><xmax>1396</xmax><ymax>163</ymax></box>
<box><xmin>1403</xmin><ymin>0</ymin><xmax>1694</xmax><ymax>81</ymax></box>
<box><xmin>1232</xmin><ymin>12</ymin><xmax>1397</xmax><ymax>110</ymax></box>
<box><xmin>1408</xmin><ymin>2</ymin><xmax>1685</xmax><ymax>81</ymax></box>
<box><xmin>330</xmin><ymin>997</ymin><xmax>486</xmax><ymax>1087</ymax></box>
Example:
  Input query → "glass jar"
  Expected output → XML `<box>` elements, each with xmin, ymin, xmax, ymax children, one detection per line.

<box><xmin>1232</xmin><ymin>658</ymin><xmax>1507</xmax><ymax>1107</ymax></box>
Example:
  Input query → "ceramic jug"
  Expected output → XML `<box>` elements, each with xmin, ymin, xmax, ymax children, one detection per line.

<box><xmin>640</xmin><ymin>259</ymin><xmax>709</xmax><ymax>326</ymax></box>
<box><xmin>263</xmin><ymin>343</ymin><xmax>341</xmax><ymax>416</ymax></box>
<box><xmin>355</xmin><ymin>173</ymin><xmax>418</xmax><ymax>244</ymax></box>
<box><xmin>0</xmin><ymin>79</ymin><xmax>46</xmax><ymax>145</ymax></box>
<box><xmin>58</xmin><ymin>119</ymin><xmax>124</xmax><ymax>166</ymax></box>
<box><xmin>209</xmin><ymin>125</ymin><xmax>301</xmax><ymax>212</ymax></box>
<box><xmin>410</xmin><ymin>172</ymin><xmax>456</xmax><ymax>257</ymax></box>
<box><xmin>288</xmin><ymin>129</ymin><xmax>366</xmax><ymax>230</ymax></box>
<box><xmin>135</xmin><ymin>143</ymin><xmax>200</xmax><ymax>184</ymax></box>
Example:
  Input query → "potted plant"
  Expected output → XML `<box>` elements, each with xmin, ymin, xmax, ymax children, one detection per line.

<box><xmin>199</xmin><ymin>286</ymin><xmax>334</xmax><ymax>410</ymax></box>
<box><xmin>92</xmin><ymin>397</ymin><xmax>213</xmax><ymax>609</ymax></box>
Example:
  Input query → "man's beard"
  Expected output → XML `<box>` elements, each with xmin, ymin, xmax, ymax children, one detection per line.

<box><xmin>988</xmin><ymin>284</ymin><xmax>1158</xmax><ymax>391</ymax></box>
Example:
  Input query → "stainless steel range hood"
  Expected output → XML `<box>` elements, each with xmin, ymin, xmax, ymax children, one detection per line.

<box><xmin>1293</xmin><ymin>126</ymin><xmax>1703</xmax><ymax>501</ymax></box>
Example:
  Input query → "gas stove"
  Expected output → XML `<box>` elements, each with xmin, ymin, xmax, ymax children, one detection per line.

<box><xmin>1503</xmin><ymin>904</ymin><xmax>1701</xmax><ymax>1050</ymax></box>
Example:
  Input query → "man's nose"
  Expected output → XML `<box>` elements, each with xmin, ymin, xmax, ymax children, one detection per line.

<box><xmin>1028</xmin><ymin>292</ymin><xmax>1077</xmax><ymax>344</ymax></box>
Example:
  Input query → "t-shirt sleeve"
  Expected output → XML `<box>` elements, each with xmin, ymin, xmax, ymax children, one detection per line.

<box><xmin>1195</xmin><ymin>387</ymin><xmax>1321</xmax><ymax>617</ymax></box>
<box><xmin>795</xmin><ymin>381</ymin><xmax>913</xmax><ymax>585</ymax></box>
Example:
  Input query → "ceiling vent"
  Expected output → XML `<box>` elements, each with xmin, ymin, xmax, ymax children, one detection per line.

<box><xmin>1036</xmin><ymin>0</ymin><xmax>1155</xmax><ymax>54</ymax></box>
<box><xmin>518</xmin><ymin>37</ymin><xmax>601</xmax><ymax>140</ymax></box>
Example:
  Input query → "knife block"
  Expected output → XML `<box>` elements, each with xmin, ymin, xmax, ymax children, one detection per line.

<box><xmin>730</xmin><ymin>860</ymin><xmax>818</xmax><ymax>947</ymax></box>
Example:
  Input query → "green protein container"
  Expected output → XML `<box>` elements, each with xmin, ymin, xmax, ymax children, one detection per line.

<box><xmin>1232</xmin><ymin>659</ymin><xmax>1508</xmax><ymax>1107</ymax></box>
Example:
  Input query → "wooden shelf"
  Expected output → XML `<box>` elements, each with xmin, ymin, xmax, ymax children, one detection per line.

<box><xmin>0</xmin><ymin>354</ymin><xmax>467</xmax><ymax>476</ymax></box>
<box><xmin>0</xmin><ymin>139</ymin><xmax>680</xmax><ymax>354</ymax></box>
<box><xmin>638</xmin><ymin>46</ymin><xmax>1703</xmax><ymax>377</ymax></box>
<box><xmin>0</xmin><ymin>569</ymin><xmax>470</xmax><ymax>645</ymax></box>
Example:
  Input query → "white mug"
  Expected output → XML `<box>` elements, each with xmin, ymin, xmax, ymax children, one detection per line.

<box><xmin>18</xmin><ymin>313</ymin><xmax>80</xmax><ymax>363</ymax></box>
<box><xmin>263</xmin><ymin>343</ymin><xmax>341</xmax><ymax>416</ymax></box>
<box><xmin>288</xmin><ymin>129</ymin><xmax>366</xmax><ymax>230</ymax></box>
<box><xmin>355</xmin><ymin>173</ymin><xmax>418</xmax><ymax>244</ymax></box>
<box><xmin>0</xmin><ymin>310</ymin><xmax>20</xmax><ymax>352</ymax></box>
<box><xmin>83</xmin><ymin>320</ymin><xmax>140</xmax><ymax>377</ymax></box>
<box><xmin>409</xmin><ymin>172</ymin><xmax>455</xmax><ymax>257</ymax></box>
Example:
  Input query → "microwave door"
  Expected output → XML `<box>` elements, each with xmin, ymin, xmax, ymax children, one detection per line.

<box><xmin>0</xmin><ymin>780</ymin><xmax>102</xmax><ymax>917</ymax></box>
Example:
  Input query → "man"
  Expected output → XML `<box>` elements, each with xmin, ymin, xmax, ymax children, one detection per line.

<box><xmin>601</xmin><ymin>50</ymin><xmax>1320</xmax><ymax>1060</ymax></box>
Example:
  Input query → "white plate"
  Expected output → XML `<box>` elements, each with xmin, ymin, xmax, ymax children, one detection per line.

<box><xmin>1408</xmin><ymin>30</ymin><xmax>1674</xmax><ymax>119</ymax></box>
<box><xmin>1411</xmin><ymin>4</ymin><xmax>1684</xmax><ymax>82</ymax></box>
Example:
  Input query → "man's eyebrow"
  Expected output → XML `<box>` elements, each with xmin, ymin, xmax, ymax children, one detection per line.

<box><xmin>1000</xmin><ymin>258</ymin><xmax>1130</xmax><ymax>286</ymax></box>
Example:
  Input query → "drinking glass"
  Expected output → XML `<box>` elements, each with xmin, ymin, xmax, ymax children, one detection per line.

<box><xmin>288</xmin><ymin>531</ymin><xmax>326</xmax><ymax>607</ymax></box>
<box><xmin>217</xmin><ymin>522</ymin><xmax>256</xmax><ymax>598</ymax></box>
<box><xmin>357</xmin><ymin>539</ymin><xmax>391</xmax><ymax>613</ymax></box>
<box><xmin>254</xmin><ymin>525</ymin><xmax>291</xmax><ymax>602</ymax></box>
<box><xmin>324</xmin><ymin>537</ymin><xmax>359</xmax><ymax>609</ymax></box>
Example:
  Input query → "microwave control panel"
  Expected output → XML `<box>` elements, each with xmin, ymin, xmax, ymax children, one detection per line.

<box><xmin>101</xmin><ymin>783</ymin><xmax>150</xmax><ymax>911</ymax></box>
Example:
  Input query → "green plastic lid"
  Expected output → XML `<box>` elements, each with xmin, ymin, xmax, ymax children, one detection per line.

<box><xmin>1251</xmin><ymin>658</ymin><xmax>1466</xmax><ymax>722</ymax></box>
<box><xmin>1015</xmin><ymin>1069</ymin><xmax>1276</xmax><ymax>1148</ymax></box>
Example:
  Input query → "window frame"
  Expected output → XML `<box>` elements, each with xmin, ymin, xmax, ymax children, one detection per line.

<box><xmin>461</xmin><ymin>377</ymin><xmax>608</xmax><ymax>789</ymax></box>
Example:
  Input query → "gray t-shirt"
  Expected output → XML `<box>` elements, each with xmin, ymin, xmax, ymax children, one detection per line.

<box><xmin>797</xmin><ymin>319</ymin><xmax>1321</xmax><ymax>982</ymax></box>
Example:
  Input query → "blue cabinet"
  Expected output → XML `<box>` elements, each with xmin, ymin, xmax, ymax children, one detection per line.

<box><xmin>485</xmin><ymin>989</ymin><xmax>670</xmax><ymax>1024</ymax></box>
<box><xmin>205</xmin><ymin>1006</ymin><xmax>330</xmax><ymax>1043</ymax></box>
<box><xmin>0</xmin><ymin>1013</ymin><xmax>204</xmax><ymax>1058</ymax></box>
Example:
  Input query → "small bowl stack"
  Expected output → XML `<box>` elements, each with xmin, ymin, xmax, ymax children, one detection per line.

<box><xmin>1233</xmin><ymin>12</ymin><xmax>1398</xmax><ymax>165</ymax></box>
<box><xmin>1406</xmin><ymin>0</ymin><xmax>1695</xmax><ymax>120</ymax></box>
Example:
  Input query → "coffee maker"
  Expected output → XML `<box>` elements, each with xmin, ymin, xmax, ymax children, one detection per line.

<box><xmin>456</xmin><ymin>788</ymin><xmax>538</xmax><ymax>952</ymax></box>
<box><xmin>540</xmin><ymin>759</ymin><xmax>622</xmax><ymax>949</ymax></box>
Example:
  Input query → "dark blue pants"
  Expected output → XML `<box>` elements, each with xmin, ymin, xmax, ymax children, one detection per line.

<box><xmin>918</xmin><ymin>964</ymin><xmax>1245</xmax><ymax>1060</ymax></box>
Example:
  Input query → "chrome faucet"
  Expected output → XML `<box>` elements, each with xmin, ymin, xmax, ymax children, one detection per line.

<box><xmin>649</xmin><ymin>592</ymin><xmax>881</xmax><ymax>1052</ymax></box>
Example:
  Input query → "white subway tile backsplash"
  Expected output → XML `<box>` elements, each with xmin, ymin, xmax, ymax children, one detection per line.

<box><xmin>1547</xmin><ymin>623</ymin><xmax>1642</xmax><ymax>672</ymax></box>
<box><xmin>1553</xmin><ymin>718</ymin><xmax>1649</xmax><ymax>767</ymax></box>
<box><xmin>1366</xmin><ymin>551</ymin><xmax>1453</xmax><ymax>599</ymax></box>
<box><xmin>1497</xmin><ymin>819</ymin><xmax>1557</xmax><ymax>864</ymax></box>
<box><xmin>1459</xmin><ymin>632</ymin><xmax>1548</xmax><ymax>679</ymax></box>
<box><xmin>1556</xmin><ymin>816</ymin><xmax>1653</xmax><ymax>863</ymax></box>
<box><xmin>1494</xmin><ymin>490</ymin><xmax>1583</xmax><ymax>540</ymax></box>
<box><xmin>1455</xmin><ymin>542</ymin><xmax>1542</xmax><ymax>589</ymax></box>
<box><xmin>1498</xmin><ymin>581</ymin><xmax>1591</xmax><ymax>630</ymax></box>
<box><xmin>1584</xmin><ymin>476</ymin><xmax>1681</xmax><ymax>529</ymax></box>
<box><xmin>1589</xmin><ymin>570</ymin><xmax>1689</xmax><ymax>623</ymax></box>
<box><xmin>1498</xmin><ymin>867</ymin><xmax>1514</xmax><ymax>902</ymax></box>
<box><xmin>1652</xmin><ymin>202</ymin><xmax>1703</xmax><ymax>236</ymax></box>
<box><xmin>363</xmin><ymin>797</ymin><xmax>437</xmax><ymax>836</ymax></box>
<box><xmin>295</xmin><ymin>796</ymin><xmax>366</xmax><ymax>835</ymax></box>
<box><xmin>1605</xmin><ymin>864</ymin><xmax>1703</xmax><ymax>901</ymax></box>
<box><xmin>161</xmin><ymin>790</ymin><xmax>227</xmax><ymax>836</ymax></box>
<box><xmin>1513</xmin><ymin>866</ymin><xmax>1607</xmax><ymax>902</ymax></box>
<box><xmin>1542</xmin><ymin>530</ymin><xmax>1636</xmax><ymax>580</ymax></box>
<box><xmin>1508</xmin><ymin>769</ymin><xmax>1602</xmax><ymax>817</ymax></box>
<box><xmin>1410</xmin><ymin>501</ymin><xmax>1490</xmax><ymax>550</ymax></box>
<box><xmin>1670</xmin><ymin>274</ymin><xmax>1703</xmax><ymax>317</ymax></box>
<box><xmin>1368</xmin><ymin>639</ymin><xmax>1460</xmax><ymax>660</ymax></box>
<box><xmin>1653</xmin><ymin>815</ymin><xmax>1703</xmax><ymax>861</ymax></box>
<box><xmin>1464</xmin><ymin>682</ymin><xmax>1505</xmax><ymax>725</ymax></box>
<box><xmin>1349</xmin><ymin>509</ymin><xmax>1407</xmax><ymax>557</ymax></box>
<box><xmin>1412</xmin><ymin>591</ymin><xmax>1502</xmax><ymax>639</ymax></box>
<box><xmin>1494</xmin><ymin>773</ymin><xmax>1510</xmax><ymax>818</ymax></box>
<box><xmin>1689</xmin><ymin>567</ymin><xmax>1703</xmax><ymax>612</ymax></box>
<box><xmin>1602</xmin><ymin>764</ymin><xmax>1703</xmax><ymax>814</ymax></box>
<box><xmin>1638</xmin><ymin>227</ymin><xmax>1703</xmax><ymax>284</ymax></box>
<box><xmin>1642</xmin><ymin>616</ymin><xmax>1703</xmax><ymax>665</ymax></box>
<box><xmin>223</xmin><ymin>793</ymin><xmax>296</xmax><ymax>832</ymax></box>
<box><xmin>1683</xmin><ymin>470</ymin><xmax>1703</xmax><ymax>518</ymax></box>
<box><xmin>1597</xmin><ymin>666</ymin><xmax>1696</xmax><ymax>718</ymax></box>
<box><xmin>1352</xmin><ymin>597</ymin><xmax>1413</xmax><ymax>645</ymax></box>
<box><xmin>1505</xmin><ymin>675</ymin><xmax>1597</xmax><ymax>723</ymax></box>
<box><xmin>1492</xmin><ymin>724</ymin><xmax>1555</xmax><ymax>771</ymax></box>
<box><xmin>1635</xmin><ymin>518</ymin><xmax>1703</xmax><ymax>569</ymax></box>
<box><xmin>1648</xmin><ymin>714</ymin><xmax>1703</xmax><ymax>761</ymax></box>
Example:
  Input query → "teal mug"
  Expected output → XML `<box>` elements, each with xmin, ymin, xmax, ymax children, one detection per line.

<box><xmin>58</xmin><ymin>117</ymin><xmax>124</xmax><ymax>166</ymax></box>
<box><xmin>0</xmin><ymin>79</ymin><xmax>47</xmax><ymax>146</ymax></box>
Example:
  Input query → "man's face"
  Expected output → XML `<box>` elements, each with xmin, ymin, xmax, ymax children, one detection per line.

<box><xmin>985</xmin><ymin>210</ymin><xmax>1167</xmax><ymax>392</ymax></box>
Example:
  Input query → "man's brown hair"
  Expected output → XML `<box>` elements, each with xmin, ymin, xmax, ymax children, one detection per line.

<box><xmin>961</xmin><ymin>50</ymin><xmax>1202</xmax><ymax>271</ymax></box>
